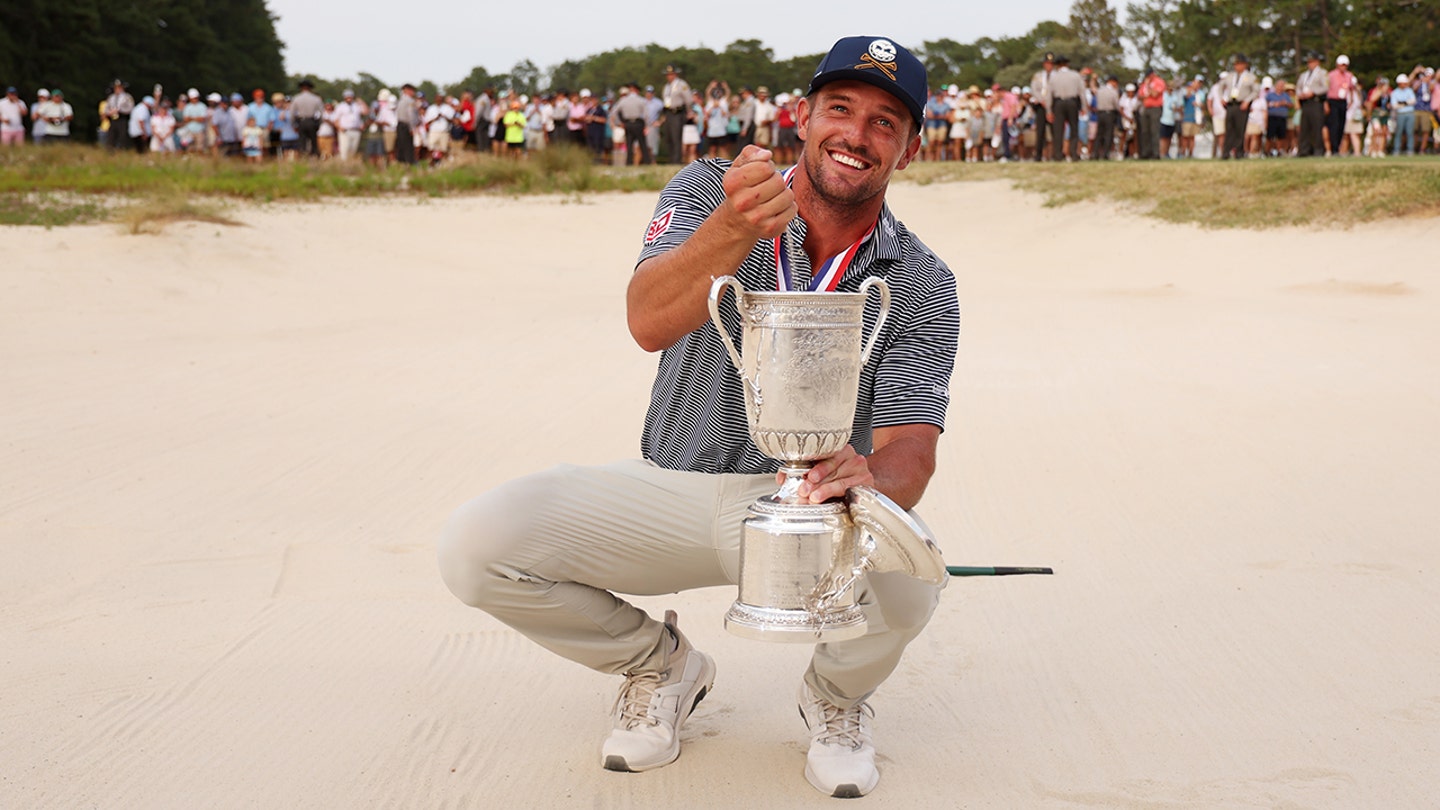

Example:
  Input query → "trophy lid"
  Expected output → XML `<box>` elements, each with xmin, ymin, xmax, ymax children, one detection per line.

<box><xmin>845</xmin><ymin>487</ymin><xmax>949</xmax><ymax>586</ymax></box>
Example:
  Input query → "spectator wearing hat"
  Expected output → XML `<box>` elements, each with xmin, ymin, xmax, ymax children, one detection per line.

<box><xmin>152</xmin><ymin>98</ymin><xmax>179</xmax><ymax>154</ymax></box>
<box><xmin>39</xmin><ymin>90</ymin><xmax>73</xmax><ymax>142</ymax></box>
<box><xmin>1295</xmin><ymin>53</ymin><xmax>1328</xmax><ymax>157</ymax></box>
<box><xmin>612</xmin><ymin>83</ymin><xmax>650</xmax><ymax>165</ymax></box>
<box><xmin>128</xmin><ymin>94</ymin><xmax>153</xmax><ymax>154</ymax></box>
<box><xmin>104</xmin><ymin>80</ymin><xmax>135</xmax><ymax>150</ymax></box>
<box><xmin>1116</xmin><ymin>82</ymin><xmax>1139</xmax><ymax>157</ymax></box>
<box><xmin>225</xmin><ymin>93</ymin><xmax>249</xmax><ymax>155</ymax></box>
<box><xmin>1390</xmin><ymin>73</ymin><xmax>1417</xmax><ymax>156</ymax></box>
<box><xmin>642</xmin><ymin>86</ymin><xmax>663</xmax><ymax>159</ymax></box>
<box><xmin>30</xmin><ymin>89</ymin><xmax>50</xmax><ymax>144</ymax></box>
<box><xmin>752</xmin><ymin>87</ymin><xmax>775</xmax><ymax>153</ymax></box>
<box><xmin>318</xmin><ymin>99</ymin><xmax>340</xmax><ymax>159</ymax></box>
<box><xmin>395</xmin><ymin>84</ymin><xmax>419</xmax><ymax>164</ymax></box>
<box><xmin>1044</xmin><ymin>54</ymin><xmax>1087</xmax><ymax>161</ymax></box>
<box><xmin>1178</xmin><ymin>76</ymin><xmax>1204</xmax><ymax>158</ymax></box>
<box><xmin>1</xmin><ymin>87</ymin><xmax>27</xmax><ymax>146</ymax></box>
<box><xmin>1411</xmin><ymin>66</ymin><xmax>1435</xmax><ymax>154</ymax></box>
<box><xmin>661</xmin><ymin>65</ymin><xmax>690</xmax><ymax>164</ymax></box>
<box><xmin>275</xmin><ymin>92</ymin><xmax>302</xmax><ymax>159</ymax></box>
<box><xmin>334</xmin><ymin>90</ymin><xmax>365</xmax><ymax>160</ymax></box>
<box><xmin>1030</xmin><ymin>52</ymin><xmax>1055</xmax><ymax>160</ymax></box>
<box><xmin>1244</xmin><ymin>77</ymin><xmax>1270</xmax><ymax>157</ymax></box>
<box><xmin>1159</xmin><ymin>75</ymin><xmax>1184</xmax><ymax>159</ymax></box>
<box><xmin>291</xmin><ymin>80</ymin><xmax>324</xmax><ymax>157</ymax></box>
<box><xmin>1326</xmin><ymin>55</ymin><xmax>1356</xmax><ymax>156</ymax></box>
<box><xmin>1265</xmin><ymin>79</ymin><xmax>1293</xmax><ymax>156</ymax></box>
<box><xmin>178</xmin><ymin>90</ymin><xmax>205</xmax><ymax>152</ymax></box>
<box><xmin>1214</xmin><ymin>55</ymin><xmax>1259</xmax><ymax>159</ymax></box>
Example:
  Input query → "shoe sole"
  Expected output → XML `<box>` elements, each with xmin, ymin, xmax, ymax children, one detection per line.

<box><xmin>805</xmin><ymin>764</ymin><xmax>869</xmax><ymax>798</ymax></box>
<box><xmin>602</xmin><ymin>682</ymin><xmax>712</xmax><ymax>773</ymax></box>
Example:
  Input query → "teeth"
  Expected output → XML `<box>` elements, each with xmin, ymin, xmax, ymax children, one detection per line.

<box><xmin>829</xmin><ymin>151</ymin><xmax>868</xmax><ymax>169</ymax></box>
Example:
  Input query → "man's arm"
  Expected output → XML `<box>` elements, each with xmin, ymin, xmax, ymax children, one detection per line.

<box><xmin>626</xmin><ymin>145</ymin><xmax>796</xmax><ymax>352</ymax></box>
<box><xmin>787</xmin><ymin>424</ymin><xmax>941</xmax><ymax>511</ymax></box>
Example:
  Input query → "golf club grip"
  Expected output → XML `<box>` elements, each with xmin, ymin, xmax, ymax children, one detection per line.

<box><xmin>945</xmin><ymin>566</ymin><xmax>1054</xmax><ymax>576</ymax></box>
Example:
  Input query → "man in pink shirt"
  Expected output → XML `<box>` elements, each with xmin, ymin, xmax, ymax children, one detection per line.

<box><xmin>1326</xmin><ymin>55</ymin><xmax>1356</xmax><ymax>156</ymax></box>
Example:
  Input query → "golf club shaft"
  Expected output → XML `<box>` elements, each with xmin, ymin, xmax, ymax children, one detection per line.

<box><xmin>946</xmin><ymin>566</ymin><xmax>1054</xmax><ymax>576</ymax></box>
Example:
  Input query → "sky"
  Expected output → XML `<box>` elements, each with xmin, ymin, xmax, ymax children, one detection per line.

<box><xmin>267</xmin><ymin>0</ymin><xmax>1078</xmax><ymax>86</ymax></box>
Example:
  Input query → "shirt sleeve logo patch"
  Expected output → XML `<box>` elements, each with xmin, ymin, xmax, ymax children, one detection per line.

<box><xmin>644</xmin><ymin>207</ymin><xmax>675</xmax><ymax>244</ymax></box>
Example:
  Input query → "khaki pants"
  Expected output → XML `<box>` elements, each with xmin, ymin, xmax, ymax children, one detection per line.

<box><xmin>438</xmin><ymin>459</ymin><xmax>942</xmax><ymax>708</ymax></box>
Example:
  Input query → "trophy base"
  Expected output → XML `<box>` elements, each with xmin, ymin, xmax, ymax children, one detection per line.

<box><xmin>723</xmin><ymin>601</ymin><xmax>867</xmax><ymax>643</ymax></box>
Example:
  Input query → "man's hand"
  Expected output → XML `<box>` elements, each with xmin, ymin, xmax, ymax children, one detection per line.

<box><xmin>779</xmin><ymin>445</ymin><xmax>874</xmax><ymax>505</ymax></box>
<box><xmin>775</xmin><ymin>425</ymin><xmax>942</xmax><ymax>510</ymax></box>
<box><xmin>626</xmin><ymin>145</ymin><xmax>794</xmax><ymax>352</ymax></box>
<box><xmin>721</xmin><ymin>145</ymin><xmax>796</xmax><ymax>241</ymax></box>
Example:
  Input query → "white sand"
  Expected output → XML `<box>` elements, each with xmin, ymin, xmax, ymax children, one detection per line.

<box><xmin>2</xmin><ymin>182</ymin><xmax>1437</xmax><ymax>808</ymax></box>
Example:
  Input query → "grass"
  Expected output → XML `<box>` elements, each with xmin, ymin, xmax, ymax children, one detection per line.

<box><xmin>0</xmin><ymin>143</ymin><xmax>678</xmax><ymax>230</ymax></box>
<box><xmin>4</xmin><ymin>143</ymin><xmax>1440</xmax><ymax>231</ymax></box>
<box><xmin>899</xmin><ymin>156</ymin><xmax>1440</xmax><ymax>229</ymax></box>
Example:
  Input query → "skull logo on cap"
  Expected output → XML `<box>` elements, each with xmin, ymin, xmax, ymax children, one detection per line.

<box><xmin>868</xmin><ymin>39</ymin><xmax>898</xmax><ymax>63</ymax></box>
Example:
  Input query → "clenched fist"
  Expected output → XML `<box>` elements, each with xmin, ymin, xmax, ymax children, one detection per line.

<box><xmin>720</xmin><ymin>145</ymin><xmax>797</xmax><ymax>241</ymax></box>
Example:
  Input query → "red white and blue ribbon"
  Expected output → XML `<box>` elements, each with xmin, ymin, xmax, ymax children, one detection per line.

<box><xmin>772</xmin><ymin>166</ymin><xmax>877</xmax><ymax>293</ymax></box>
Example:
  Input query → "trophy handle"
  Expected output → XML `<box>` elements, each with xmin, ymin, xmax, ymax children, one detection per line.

<box><xmin>707</xmin><ymin>275</ymin><xmax>746</xmax><ymax>372</ymax></box>
<box><xmin>857</xmin><ymin>277</ymin><xmax>891</xmax><ymax>366</ymax></box>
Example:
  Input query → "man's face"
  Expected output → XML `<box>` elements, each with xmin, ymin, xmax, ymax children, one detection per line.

<box><xmin>796</xmin><ymin>80</ymin><xmax>920</xmax><ymax>209</ymax></box>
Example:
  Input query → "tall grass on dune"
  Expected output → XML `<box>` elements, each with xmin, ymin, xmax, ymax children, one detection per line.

<box><xmin>0</xmin><ymin>144</ymin><xmax>678</xmax><ymax>228</ymax></box>
<box><xmin>901</xmin><ymin>157</ymin><xmax>1440</xmax><ymax>229</ymax></box>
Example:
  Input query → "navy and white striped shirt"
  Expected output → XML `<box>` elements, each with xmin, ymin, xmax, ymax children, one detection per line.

<box><xmin>636</xmin><ymin>158</ymin><xmax>959</xmax><ymax>475</ymax></box>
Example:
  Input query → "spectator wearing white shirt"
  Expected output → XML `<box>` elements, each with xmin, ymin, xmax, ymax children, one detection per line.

<box><xmin>128</xmin><ymin>95</ymin><xmax>153</xmax><ymax>153</ymax></box>
<box><xmin>227</xmin><ymin>93</ymin><xmax>249</xmax><ymax>155</ymax></box>
<box><xmin>423</xmin><ymin>94</ymin><xmax>456</xmax><ymax>163</ymax></box>
<box><xmin>1</xmin><ymin>87</ymin><xmax>28</xmax><ymax>146</ymax></box>
<box><xmin>39</xmin><ymin>90</ymin><xmax>73</xmax><ymax>141</ymax></box>
<box><xmin>335</xmin><ymin>89</ymin><xmax>366</xmax><ymax>160</ymax></box>
<box><xmin>31</xmin><ymin>88</ymin><xmax>50</xmax><ymax>144</ymax></box>
<box><xmin>151</xmin><ymin>99</ymin><xmax>178</xmax><ymax>153</ymax></box>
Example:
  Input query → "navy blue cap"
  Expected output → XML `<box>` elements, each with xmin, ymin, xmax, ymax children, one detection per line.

<box><xmin>807</xmin><ymin>36</ymin><xmax>927</xmax><ymax>125</ymax></box>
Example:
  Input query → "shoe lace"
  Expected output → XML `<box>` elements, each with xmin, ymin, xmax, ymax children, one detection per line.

<box><xmin>613</xmin><ymin>670</ymin><xmax>666</xmax><ymax>729</ymax></box>
<box><xmin>807</xmin><ymin>694</ymin><xmax>873</xmax><ymax>750</ymax></box>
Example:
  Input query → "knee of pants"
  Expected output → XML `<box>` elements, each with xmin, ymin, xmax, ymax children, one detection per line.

<box><xmin>436</xmin><ymin>472</ymin><xmax>557</xmax><ymax>610</ymax></box>
<box><xmin>864</xmin><ymin>571</ymin><xmax>942</xmax><ymax>637</ymax></box>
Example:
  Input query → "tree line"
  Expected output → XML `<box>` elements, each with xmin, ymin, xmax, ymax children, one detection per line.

<box><xmin>1</xmin><ymin>0</ymin><xmax>285</xmax><ymax>141</ymax></box>
<box><xmin>299</xmin><ymin>3</ymin><xmax>1437</xmax><ymax>106</ymax></box>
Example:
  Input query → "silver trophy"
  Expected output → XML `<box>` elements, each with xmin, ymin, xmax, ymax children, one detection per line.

<box><xmin>708</xmin><ymin>275</ymin><xmax>948</xmax><ymax>643</ymax></box>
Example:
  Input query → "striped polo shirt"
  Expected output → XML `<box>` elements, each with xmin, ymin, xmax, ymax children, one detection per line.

<box><xmin>636</xmin><ymin>158</ymin><xmax>959</xmax><ymax>475</ymax></box>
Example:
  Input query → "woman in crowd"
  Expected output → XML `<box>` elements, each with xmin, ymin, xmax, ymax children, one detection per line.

<box><xmin>1365</xmin><ymin>76</ymin><xmax>1390</xmax><ymax>157</ymax></box>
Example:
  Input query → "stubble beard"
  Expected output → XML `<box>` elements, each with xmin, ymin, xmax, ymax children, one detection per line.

<box><xmin>800</xmin><ymin>138</ymin><xmax>888</xmax><ymax>210</ymax></box>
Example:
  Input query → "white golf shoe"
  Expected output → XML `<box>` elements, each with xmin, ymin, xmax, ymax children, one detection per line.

<box><xmin>601</xmin><ymin>610</ymin><xmax>715</xmax><ymax>772</ymax></box>
<box><xmin>798</xmin><ymin>682</ymin><xmax>879</xmax><ymax>798</ymax></box>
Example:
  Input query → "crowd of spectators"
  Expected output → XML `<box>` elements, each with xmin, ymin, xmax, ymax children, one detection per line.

<box><xmin>3</xmin><ymin>53</ymin><xmax>1436</xmax><ymax>163</ymax></box>
<box><xmin>912</xmin><ymin>52</ymin><xmax>1440</xmax><ymax>162</ymax></box>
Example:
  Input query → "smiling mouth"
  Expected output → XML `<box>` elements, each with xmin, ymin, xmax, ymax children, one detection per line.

<box><xmin>827</xmin><ymin>149</ymin><xmax>872</xmax><ymax>170</ymax></box>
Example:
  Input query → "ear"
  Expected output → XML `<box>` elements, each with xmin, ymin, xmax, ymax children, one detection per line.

<box><xmin>795</xmin><ymin>96</ymin><xmax>810</xmax><ymax>142</ymax></box>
